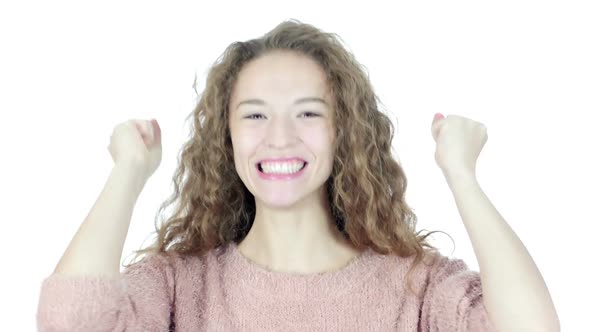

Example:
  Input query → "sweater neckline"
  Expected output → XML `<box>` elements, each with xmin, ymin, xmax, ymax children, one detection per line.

<box><xmin>221</xmin><ymin>241</ymin><xmax>388</xmax><ymax>301</ymax></box>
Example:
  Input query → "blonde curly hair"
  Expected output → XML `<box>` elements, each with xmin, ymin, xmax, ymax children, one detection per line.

<box><xmin>124</xmin><ymin>19</ymin><xmax>448</xmax><ymax>297</ymax></box>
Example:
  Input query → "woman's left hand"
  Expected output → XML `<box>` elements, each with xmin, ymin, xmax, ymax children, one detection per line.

<box><xmin>431</xmin><ymin>113</ymin><xmax>488</xmax><ymax>179</ymax></box>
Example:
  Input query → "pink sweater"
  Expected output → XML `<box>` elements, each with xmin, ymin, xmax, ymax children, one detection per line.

<box><xmin>37</xmin><ymin>241</ymin><xmax>497</xmax><ymax>331</ymax></box>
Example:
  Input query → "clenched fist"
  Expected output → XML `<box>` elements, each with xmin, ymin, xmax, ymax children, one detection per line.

<box><xmin>108</xmin><ymin>118</ymin><xmax>162</xmax><ymax>180</ymax></box>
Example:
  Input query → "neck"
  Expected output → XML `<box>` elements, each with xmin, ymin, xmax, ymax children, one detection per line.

<box><xmin>237</xmin><ymin>189</ymin><xmax>362</xmax><ymax>274</ymax></box>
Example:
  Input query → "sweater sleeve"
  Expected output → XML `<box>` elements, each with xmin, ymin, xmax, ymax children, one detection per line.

<box><xmin>418</xmin><ymin>254</ymin><xmax>498</xmax><ymax>332</ymax></box>
<box><xmin>36</xmin><ymin>253</ymin><xmax>176</xmax><ymax>332</ymax></box>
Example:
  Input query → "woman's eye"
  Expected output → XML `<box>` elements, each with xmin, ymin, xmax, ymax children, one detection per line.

<box><xmin>245</xmin><ymin>114</ymin><xmax>264</xmax><ymax>120</ymax></box>
<box><xmin>301</xmin><ymin>112</ymin><xmax>319</xmax><ymax>118</ymax></box>
<box><xmin>244</xmin><ymin>112</ymin><xmax>319</xmax><ymax>120</ymax></box>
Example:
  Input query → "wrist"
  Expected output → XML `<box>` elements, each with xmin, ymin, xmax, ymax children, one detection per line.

<box><xmin>443</xmin><ymin>168</ymin><xmax>478</xmax><ymax>186</ymax></box>
<box><xmin>112</xmin><ymin>163</ymin><xmax>149</xmax><ymax>196</ymax></box>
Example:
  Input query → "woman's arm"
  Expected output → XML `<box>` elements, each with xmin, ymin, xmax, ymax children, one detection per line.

<box><xmin>54</xmin><ymin>162</ymin><xmax>147</xmax><ymax>277</ymax></box>
<box><xmin>444</xmin><ymin>171</ymin><xmax>560</xmax><ymax>332</ymax></box>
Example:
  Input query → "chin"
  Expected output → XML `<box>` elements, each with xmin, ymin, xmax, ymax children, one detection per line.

<box><xmin>255</xmin><ymin>193</ymin><xmax>309</xmax><ymax>210</ymax></box>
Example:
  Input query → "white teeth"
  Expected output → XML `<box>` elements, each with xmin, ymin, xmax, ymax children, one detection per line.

<box><xmin>260</xmin><ymin>161</ymin><xmax>305</xmax><ymax>174</ymax></box>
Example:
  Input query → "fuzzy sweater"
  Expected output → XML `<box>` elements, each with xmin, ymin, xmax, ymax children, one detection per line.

<box><xmin>37</xmin><ymin>241</ymin><xmax>497</xmax><ymax>331</ymax></box>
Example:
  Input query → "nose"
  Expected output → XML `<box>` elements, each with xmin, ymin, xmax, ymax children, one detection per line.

<box><xmin>264</xmin><ymin>115</ymin><xmax>298</xmax><ymax>149</ymax></box>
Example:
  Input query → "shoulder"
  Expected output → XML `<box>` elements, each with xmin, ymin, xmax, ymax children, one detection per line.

<box><xmin>396</xmin><ymin>250</ymin><xmax>476</xmax><ymax>276</ymax></box>
<box><xmin>424</xmin><ymin>252</ymin><xmax>479</xmax><ymax>282</ymax></box>
<box><xmin>415</xmin><ymin>251</ymin><xmax>484</xmax><ymax>303</ymax></box>
<box><xmin>121</xmin><ymin>252</ymin><xmax>182</xmax><ymax>285</ymax></box>
<box><xmin>380</xmin><ymin>250</ymin><xmax>478</xmax><ymax>290</ymax></box>
<box><xmin>124</xmin><ymin>244</ymin><xmax>231</xmax><ymax>278</ymax></box>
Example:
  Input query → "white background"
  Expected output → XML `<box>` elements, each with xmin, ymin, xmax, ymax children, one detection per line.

<box><xmin>1</xmin><ymin>0</ymin><xmax>588</xmax><ymax>330</ymax></box>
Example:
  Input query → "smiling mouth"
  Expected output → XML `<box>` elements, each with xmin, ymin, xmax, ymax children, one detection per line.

<box><xmin>256</xmin><ymin>162</ymin><xmax>308</xmax><ymax>172</ymax></box>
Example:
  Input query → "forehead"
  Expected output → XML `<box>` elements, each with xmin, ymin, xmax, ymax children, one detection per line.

<box><xmin>230</xmin><ymin>51</ymin><xmax>332</xmax><ymax>108</ymax></box>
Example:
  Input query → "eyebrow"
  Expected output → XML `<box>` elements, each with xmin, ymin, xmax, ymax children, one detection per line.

<box><xmin>236</xmin><ymin>97</ymin><xmax>328</xmax><ymax>109</ymax></box>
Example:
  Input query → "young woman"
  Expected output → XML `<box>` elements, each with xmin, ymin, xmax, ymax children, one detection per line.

<box><xmin>37</xmin><ymin>20</ymin><xmax>559</xmax><ymax>331</ymax></box>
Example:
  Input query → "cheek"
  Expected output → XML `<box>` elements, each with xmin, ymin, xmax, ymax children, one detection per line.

<box><xmin>231</xmin><ymin>130</ymin><xmax>259</xmax><ymax>162</ymax></box>
<box><xmin>303</xmin><ymin>127</ymin><xmax>335</xmax><ymax>155</ymax></box>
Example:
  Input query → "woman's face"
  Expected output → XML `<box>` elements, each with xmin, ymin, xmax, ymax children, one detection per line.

<box><xmin>229</xmin><ymin>50</ymin><xmax>336</xmax><ymax>209</ymax></box>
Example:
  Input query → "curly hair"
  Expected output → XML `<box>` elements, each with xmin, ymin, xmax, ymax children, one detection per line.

<box><xmin>124</xmin><ymin>19</ymin><xmax>449</xmax><ymax>297</ymax></box>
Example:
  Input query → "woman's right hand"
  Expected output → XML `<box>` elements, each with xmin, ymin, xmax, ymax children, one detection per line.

<box><xmin>108</xmin><ymin>118</ymin><xmax>162</xmax><ymax>180</ymax></box>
